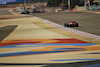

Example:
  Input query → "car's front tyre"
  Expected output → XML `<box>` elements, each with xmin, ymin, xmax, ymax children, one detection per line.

<box><xmin>75</xmin><ymin>23</ymin><xmax>79</xmax><ymax>27</ymax></box>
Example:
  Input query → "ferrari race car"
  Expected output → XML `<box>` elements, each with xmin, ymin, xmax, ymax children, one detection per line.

<box><xmin>64</xmin><ymin>21</ymin><xmax>79</xmax><ymax>27</ymax></box>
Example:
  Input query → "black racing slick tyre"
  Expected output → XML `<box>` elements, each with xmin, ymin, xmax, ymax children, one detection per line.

<box><xmin>67</xmin><ymin>24</ymin><xmax>69</xmax><ymax>27</ymax></box>
<box><xmin>76</xmin><ymin>23</ymin><xmax>79</xmax><ymax>27</ymax></box>
<box><xmin>64</xmin><ymin>23</ymin><xmax>69</xmax><ymax>27</ymax></box>
<box><xmin>64</xmin><ymin>23</ymin><xmax>67</xmax><ymax>27</ymax></box>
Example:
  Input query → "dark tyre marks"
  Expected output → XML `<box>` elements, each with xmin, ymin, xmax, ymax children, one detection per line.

<box><xmin>43</xmin><ymin>60</ymin><xmax>100</xmax><ymax>67</ymax></box>
<box><xmin>0</xmin><ymin>25</ymin><xmax>18</xmax><ymax>42</ymax></box>
<box><xmin>0</xmin><ymin>60</ymin><xmax>100</xmax><ymax>67</ymax></box>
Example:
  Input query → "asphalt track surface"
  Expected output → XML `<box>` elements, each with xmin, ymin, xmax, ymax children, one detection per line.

<box><xmin>0</xmin><ymin>25</ymin><xmax>18</xmax><ymax>42</ymax></box>
<box><xmin>0</xmin><ymin>10</ymin><xmax>13</xmax><ymax>15</ymax></box>
<box><xmin>32</xmin><ymin>12</ymin><xmax>100</xmax><ymax>36</ymax></box>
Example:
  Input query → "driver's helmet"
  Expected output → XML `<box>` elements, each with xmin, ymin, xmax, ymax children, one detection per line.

<box><xmin>69</xmin><ymin>20</ymin><xmax>72</xmax><ymax>23</ymax></box>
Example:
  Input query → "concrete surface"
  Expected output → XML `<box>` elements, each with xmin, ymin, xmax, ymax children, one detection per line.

<box><xmin>0</xmin><ymin>10</ymin><xmax>100</xmax><ymax>67</ymax></box>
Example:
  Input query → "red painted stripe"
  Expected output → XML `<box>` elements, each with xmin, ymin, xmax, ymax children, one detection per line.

<box><xmin>53</xmin><ymin>39</ymin><xmax>88</xmax><ymax>43</ymax></box>
<box><xmin>0</xmin><ymin>39</ymin><xmax>88</xmax><ymax>46</ymax></box>
<box><xmin>0</xmin><ymin>42</ymin><xmax>40</xmax><ymax>46</ymax></box>
<box><xmin>0</xmin><ymin>18</ymin><xmax>11</xmax><ymax>19</ymax></box>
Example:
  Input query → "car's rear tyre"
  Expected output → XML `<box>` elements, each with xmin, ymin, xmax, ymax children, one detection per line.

<box><xmin>64</xmin><ymin>23</ymin><xmax>67</xmax><ymax>27</ymax></box>
<box><xmin>64</xmin><ymin>23</ymin><xmax>69</xmax><ymax>27</ymax></box>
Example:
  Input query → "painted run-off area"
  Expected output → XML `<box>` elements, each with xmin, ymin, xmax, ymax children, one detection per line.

<box><xmin>0</xmin><ymin>10</ymin><xmax>100</xmax><ymax>67</ymax></box>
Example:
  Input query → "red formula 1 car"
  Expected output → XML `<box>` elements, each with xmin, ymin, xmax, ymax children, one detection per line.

<box><xmin>64</xmin><ymin>21</ymin><xmax>79</xmax><ymax>27</ymax></box>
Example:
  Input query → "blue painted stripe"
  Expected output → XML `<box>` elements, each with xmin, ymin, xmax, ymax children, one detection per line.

<box><xmin>0</xmin><ymin>43</ymin><xmax>95</xmax><ymax>48</ymax></box>
<box><xmin>52</xmin><ymin>48</ymin><xmax>82</xmax><ymax>50</ymax></box>
<box><xmin>80</xmin><ymin>63</ymin><xmax>100</xmax><ymax>67</ymax></box>
<box><xmin>19</xmin><ymin>43</ymin><xmax>95</xmax><ymax>46</ymax></box>
<box><xmin>0</xmin><ymin>48</ymin><xmax>85</xmax><ymax>57</ymax></box>
<box><xmin>51</xmin><ymin>59</ymin><xmax>100</xmax><ymax>61</ymax></box>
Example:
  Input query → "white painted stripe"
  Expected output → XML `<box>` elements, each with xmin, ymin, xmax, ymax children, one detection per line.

<box><xmin>8</xmin><ymin>10</ymin><xmax>17</xmax><ymax>15</ymax></box>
